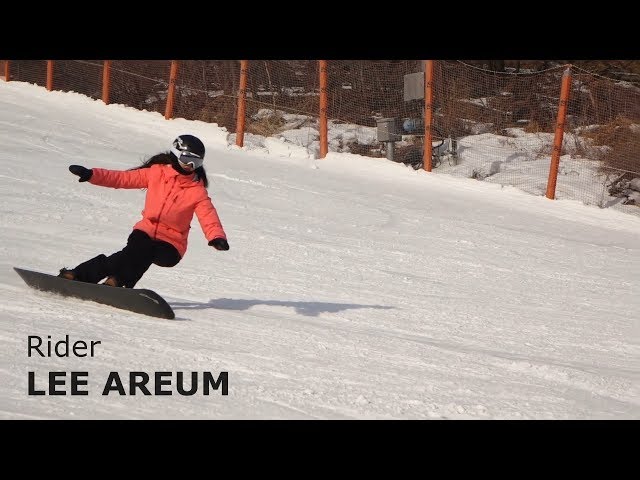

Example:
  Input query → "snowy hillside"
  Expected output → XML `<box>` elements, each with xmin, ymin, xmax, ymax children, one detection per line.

<box><xmin>1</xmin><ymin>81</ymin><xmax>639</xmax><ymax>419</ymax></box>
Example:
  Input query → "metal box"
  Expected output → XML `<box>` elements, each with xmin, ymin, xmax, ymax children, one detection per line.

<box><xmin>377</xmin><ymin>117</ymin><xmax>401</xmax><ymax>142</ymax></box>
<box><xmin>404</xmin><ymin>72</ymin><xmax>424</xmax><ymax>101</ymax></box>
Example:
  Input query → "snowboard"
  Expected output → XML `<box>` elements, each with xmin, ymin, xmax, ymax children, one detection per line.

<box><xmin>14</xmin><ymin>267</ymin><xmax>175</xmax><ymax>319</ymax></box>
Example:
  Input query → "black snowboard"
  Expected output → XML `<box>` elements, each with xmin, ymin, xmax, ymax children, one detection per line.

<box><xmin>14</xmin><ymin>267</ymin><xmax>175</xmax><ymax>320</ymax></box>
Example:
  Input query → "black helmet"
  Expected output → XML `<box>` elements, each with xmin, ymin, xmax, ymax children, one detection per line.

<box><xmin>170</xmin><ymin>134</ymin><xmax>205</xmax><ymax>169</ymax></box>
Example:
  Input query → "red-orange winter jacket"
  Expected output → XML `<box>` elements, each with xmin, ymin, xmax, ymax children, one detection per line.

<box><xmin>89</xmin><ymin>164</ymin><xmax>227</xmax><ymax>257</ymax></box>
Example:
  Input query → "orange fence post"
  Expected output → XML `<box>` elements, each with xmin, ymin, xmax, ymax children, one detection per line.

<box><xmin>46</xmin><ymin>60</ymin><xmax>54</xmax><ymax>91</ymax></box>
<box><xmin>102</xmin><ymin>60</ymin><xmax>111</xmax><ymax>105</ymax></box>
<box><xmin>546</xmin><ymin>66</ymin><xmax>572</xmax><ymax>200</ymax></box>
<box><xmin>235</xmin><ymin>60</ymin><xmax>248</xmax><ymax>147</ymax></box>
<box><xmin>319</xmin><ymin>60</ymin><xmax>328</xmax><ymax>159</ymax></box>
<box><xmin>423</xmin><ymin>60</ymin><xmax>434</xmax><ymax>172</ymax></box>
<box><xmin>164</xmin><ymin>60</ymin><xmax>179</xmax><ymax>120</ymax></box>
<box><xmin>1</xmin><ymin>60</ymin><xmax>9</xmax><ymax>81</ymax></box>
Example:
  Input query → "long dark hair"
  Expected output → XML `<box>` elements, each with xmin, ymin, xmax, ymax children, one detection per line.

<box><xmin>130</xmin><ymin>152</ymin><xmax>209</xmax><ymax>188</ymax></box>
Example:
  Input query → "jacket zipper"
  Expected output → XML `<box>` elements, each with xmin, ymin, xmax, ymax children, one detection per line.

<box><xmin>154</xmin><ymin>177</ymin><xmax>177</xmax><ymax>239</ymax></box>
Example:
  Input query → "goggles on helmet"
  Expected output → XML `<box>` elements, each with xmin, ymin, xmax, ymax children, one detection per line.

<box><xmin>171</xmin><ymin>146</ymin><xmax>203</xmax><ymax>170</ymax></box>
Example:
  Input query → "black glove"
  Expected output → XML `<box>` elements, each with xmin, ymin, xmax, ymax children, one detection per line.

<box><xmin>69</xmin><ymin>165</ymin><xmax>93</xmax><ymax>182</ymax></box>
<box><xmin>209</xmin><ymin>238</ymin><xmax>229</xmax><ymax>251</ymax></box>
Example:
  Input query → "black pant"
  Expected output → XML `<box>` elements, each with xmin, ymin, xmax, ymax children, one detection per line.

<box><xmin>70</xmin><ymin>229</ymin><xmax>181</xmax><ymax>288</ymax></box>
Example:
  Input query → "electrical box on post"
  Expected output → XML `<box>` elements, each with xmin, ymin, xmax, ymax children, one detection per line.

<box><xmin>404</xmin><ymin>72</ymin><xmax>424</xmax><ymax>101</ymax></box>
<box><xmin>377</xmin><ymin>118</ymin><xmax>401</xmax><ymax>142</ymax></box>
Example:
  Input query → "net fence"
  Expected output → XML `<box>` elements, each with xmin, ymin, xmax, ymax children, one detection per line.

<box><xmin>3</xmin><ymin>59</ymin><xmax>638</xmax><ymax>215</ymax></box>
<box><xmin>566</xmin><ymin>67</ymin><xmax>640</xmax><ymax>210</ymax></box>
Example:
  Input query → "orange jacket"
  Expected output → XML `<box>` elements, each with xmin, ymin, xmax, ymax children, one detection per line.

<box><xmin>89</xmin><ymin>164</ymin><xmax>227</xmax><ymax>257</ymax></box>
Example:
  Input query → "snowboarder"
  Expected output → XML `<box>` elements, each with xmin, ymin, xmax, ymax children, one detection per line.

<box><xmin>59</xmin><ymin>134</ymin><xmax>229</xmax><ymax>288</ymax></box>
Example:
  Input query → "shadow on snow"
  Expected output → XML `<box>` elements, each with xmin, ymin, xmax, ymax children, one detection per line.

<box><xmin>170</xmin><ymin>298</ymin><xmax>395</xmax><ymax>317</ymax></box>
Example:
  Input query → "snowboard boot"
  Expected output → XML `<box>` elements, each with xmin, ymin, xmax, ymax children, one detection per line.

<box><xmin>103</xmin><ymin>276</ymin><xmax>122</xmax><ymax>287</ymax></box>
<box><xmin>58</xmin><ymin>268</ymin><xmax>76</xmax><ymax>281</ymax></box>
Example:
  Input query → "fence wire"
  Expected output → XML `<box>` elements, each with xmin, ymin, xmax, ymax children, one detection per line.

<box><xmin>3</xmin><ymin>59</ymin><xmax>639</xmax><ymax>216</ymax></box>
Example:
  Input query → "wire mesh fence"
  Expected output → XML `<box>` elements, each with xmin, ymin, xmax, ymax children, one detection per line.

<box><xmin>325</xmin><ymin>60</ymin><xmax>423</xmax><ymax>160</ymax></box>
<box><xmin>567</xmin><ymin>67</ymin><xmax>640</xmax><ymax>211</ymax></box>
<box><xmin>2</xmin><ymin>59</ymin><xmax>639</xmax><ymax>216</ymax></box>
<box><xmin>107</xmin><ymin>61</ymin><xmax>170</xmax><ymax>116</ymax></box>
<box><xmin>241</xmin><ymin>61</ymin><xmax>319</xmax><ymax>152</ymax></box>
<box><xmin>173</xmin><ymin>60</ymin><xmax>241</xmax><ymax>130</ymax></box>
<box><xmin>7</xmin><ymin>60</ymin><xmax>47</xmax><ymax>87</ymax></box>
<box><xmin>431</xmin><ymin>62</ymin><xmax>568</xmax><ymax>197</ymax></box>
<box><xmin>51</xmin><ymin>60</ymin><xmax>104</xmax><ymax>99</ymax></box>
